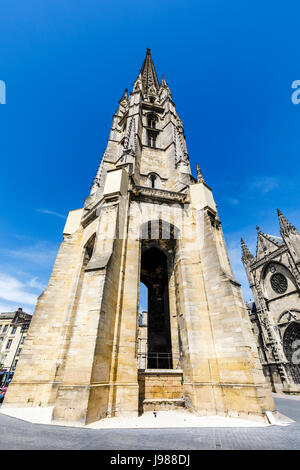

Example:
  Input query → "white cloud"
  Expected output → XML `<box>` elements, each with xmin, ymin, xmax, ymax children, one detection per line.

<box><xmin>36</xmin><ymin>208</ymin><xmax>66</xmax><ymax>219</ymax></box>
<box><xmin>27</xmin><ymin>277</ymin><xmax>46</xmax><ymax>291</ymax></box>
<box><xmin>0</xmin><ymin>239</ymin><xmax>55</xmax><ymax>314</ymax></box>
<box><xmin>0</xmin><ymin>273</ymin><xmax>38</xmax><ymax>305</ymax></box>
<box><xmin>249</xmin><ymin>176</ymin><xmax>279</xmax><ymax>194</ymax></box>
<box><xmin>227</xmin><ymin>197</ymin><xmax>239</xmax><ymax>205</ymax></box>
<box><xmin>0</xmin><ymin>271</ymin><xmax>44</xmax><ymax>315</ymax></box>
<box><xmin>0</xmin><ymin>243</ymin><xmax>57</xmax><ymax>267</ymax></box>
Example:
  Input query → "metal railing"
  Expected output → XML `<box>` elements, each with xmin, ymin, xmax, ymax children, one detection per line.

<box><xmin>138</xmin><ymin>351</ymin><xmax>182</xmax><ymax>370</ymax></box>
<box><xmin>148</xmin><ymin>352</ymin><xmax>173</xmax><ymax>369</ymax></box>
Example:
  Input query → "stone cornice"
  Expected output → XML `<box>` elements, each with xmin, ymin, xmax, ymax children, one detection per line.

<box><xmin>141</xmin><ymin>101</ymin><xmax>164</xmax><ymax>113</ymax></box>
<box><xmin>250</xmin><ymin>246</ymin><xmax>288</xmax><ymax>271</ymax></box>
<box><xmin>131</xmin><ymin>185</ymin><xmax>188</xmax><ymax>204</ymax></box>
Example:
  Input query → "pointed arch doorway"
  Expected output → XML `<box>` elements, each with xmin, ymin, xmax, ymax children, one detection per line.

<box><xmin>140</xmin><ymin>246</ymin><xmax>173</xmax><ymax>369</ymax></box>
<box><xmin>137</xmin><ymin>220</ymin><xmax>184</xmax><ymax>413</ymax></box>
<box><xmin>138</xmin><ymin>219</ymin><xmax>180</xmax><ymax>370</ymax></box>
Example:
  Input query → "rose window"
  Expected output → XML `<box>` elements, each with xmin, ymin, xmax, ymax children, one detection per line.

<box><xmin>270</xmin><ymin>273</ymin><xmax>288</xmax><ymax>294</ymax></box>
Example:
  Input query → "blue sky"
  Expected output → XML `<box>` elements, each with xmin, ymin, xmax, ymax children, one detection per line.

<box><xmin>1</xmin><ymin>0</ymin><xmax>300</xmax><ymax>313</ymax></box>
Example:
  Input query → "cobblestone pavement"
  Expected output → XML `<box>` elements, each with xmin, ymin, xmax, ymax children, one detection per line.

<box><xmin>0</xmin><ymin>395</ymin><xmax>299</xmax><ymax>450</ymax></box>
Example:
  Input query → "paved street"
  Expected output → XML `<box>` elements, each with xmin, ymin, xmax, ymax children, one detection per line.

<box><xmin>0</xmin><ymin>395</ymin><xmax>300</xmax><ymax>450</ymax></box>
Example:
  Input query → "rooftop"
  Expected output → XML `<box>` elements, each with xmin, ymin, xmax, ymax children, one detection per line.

<box><xmin>0</xmin><ymin>308</ymin><xmax>32</xmax><ymax>321</ymax></box>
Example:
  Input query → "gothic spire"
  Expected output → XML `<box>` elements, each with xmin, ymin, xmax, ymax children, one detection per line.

<box><xmin>138</xmin><ymin>48</ymin><xmax>160</xmax><ymax>95</ymax></box>
<box><xmin>277</xmin><ymin>209</ymin><xmax>298</xmax><ymax>236</ymax></box>
<box><xmin>241</xmin><ymin>238</ymin><xmax>255</xmax><ymax>265</ymax></box>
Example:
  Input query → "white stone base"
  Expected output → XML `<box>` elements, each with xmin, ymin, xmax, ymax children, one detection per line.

<box><xmin>0</xmin><ymin>406</ymin><xmax>54</xmax><ymax>424</ymax></box>
<box><xmin>0</xmin><ymin>407</ymin><xmax>293</xmax><ymax>428</ymax></box>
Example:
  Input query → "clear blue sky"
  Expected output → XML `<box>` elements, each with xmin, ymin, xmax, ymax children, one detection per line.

<box><xmin>1</xmin><ymin>0</ymin><xmax>300</xmax><ymax>313</ymax></box>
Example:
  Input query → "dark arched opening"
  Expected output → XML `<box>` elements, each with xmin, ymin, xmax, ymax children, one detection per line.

<box><xmin>147</xmin><ymin>113</ymin><xmax>157</xmax><ymax>128</ymax></box>
<box><xmin>84</xmin><ymin>234</ymin><xmax>96</xmax><ymax>266</ymax></box>
<box><xmin>140</xmin><ymin>247</ymin><xmax>172</xmax><ymax>369</ymax></box>
<box><xmin>283</xmin><ymin>321</ymin><xmax>300</xmax><ymax>384</ymax></box>
<box><xmin>150</xmin><ymin>173</ymin><xmax>156</xmax><ymax>188</ymax></box>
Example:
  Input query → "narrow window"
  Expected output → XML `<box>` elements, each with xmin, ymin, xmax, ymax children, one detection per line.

<box><xmin>150</xmin><ymin>174</ymin><xmax>156</xmax><ymax>188</ymax></box>
<box><xmin>84</xmin><ymin>234</ymin><xmax>96</xmax><ymax>265</ymax></box>
<box><xmin>147</xmin><ymin>114</ymin><xmax>157</xmax><ymax>129</ymax></box>
<box><xmin>147</xmin><ymin>131</ymin><xmax>156</xmax><ymax>148</ymax></box>
<box><xmin>139</xmin><ymin>282</ymin><xmax>148</xmax><ymax>326</ymax></box>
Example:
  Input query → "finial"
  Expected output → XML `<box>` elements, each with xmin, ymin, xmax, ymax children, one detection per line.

<box><xmin>196</xmin><ymin>164</ymin><xmax>205</xmax><ymax>184</ymax></box>
<box><xmin>241</xmin><ymin>237</ymin><xmax>255</xmax><ymax>264</ymax></box>
<box><xmin>277</xmin><ymin>208</ymin><xmax>298</xmax><ymax>236</ymax></box>
<box><xmin>256</xmin><ymin>225</ymin><xmax>260</xmax><ymax>232</ymax></box>
<box><xmin>119</xmin><ymin>88</ymin><xmax>128</xmax><ymax>103</ymax></box>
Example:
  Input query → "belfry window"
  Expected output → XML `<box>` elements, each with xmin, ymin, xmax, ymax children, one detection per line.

<box><xmin>150</xmin><ymin>174</ymin><xmax>156</xmax><ymax>188</ymax></box>
<box><xmin>147</xmin><ymin>131</ymin><xmax>157</xmax><ymax>148</ymax></box>
<box><xmin>147</xmin><ymin>173</ymin><xmax>161</xmax><ymax>189</ymax></box>
<box><xmin>147</xmin><ymin>113</ymin><xmax>157</xmax><ymax>129</ymax></box>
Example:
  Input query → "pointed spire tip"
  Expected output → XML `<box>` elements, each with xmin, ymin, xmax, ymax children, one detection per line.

<box><xmin>138</xmin><ymin>48</ymin><xmax>159</xmax><ymax>95</ymax></box>
<box><xmin>241</xmin><ymin>237</ymin><xmax>255</xmax><ymax>263</ymax></box>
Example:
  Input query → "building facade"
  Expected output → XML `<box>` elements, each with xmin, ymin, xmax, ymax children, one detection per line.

<box><xmin>0</xmin><ymin>308</ymin><xmax>32</xmax><ymax>375</ymax></box>
<box><xmin>241</xmin><ymin>210</ymin><xmax>300</xmax><ymax>393</ymax></box>
<box><xmin>4</xmin><ymin>49</ymin><xmax>274</xmax><ymax>424</ymax></box>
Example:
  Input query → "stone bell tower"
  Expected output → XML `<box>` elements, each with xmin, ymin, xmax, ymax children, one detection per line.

<box><xmin>4</xmin><ymin>49</ymin><xmax>275</xmax><ymax>424</ymax></box>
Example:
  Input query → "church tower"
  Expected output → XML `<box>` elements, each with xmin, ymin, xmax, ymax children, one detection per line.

<box><xmin>4</xmin><ymin>49</ymin><xmax>275</xmax><ymax>424</ymax></box>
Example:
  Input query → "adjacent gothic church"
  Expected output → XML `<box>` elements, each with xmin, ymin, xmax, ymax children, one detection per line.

<box><xmin>241</xmin><ymin>210</ymin><xmax>300</xmax><ymax>393</ymax></box>
<box><xmin>4</xmin><ymin>49</ymin><xmax>274</xmax><ymax>424</ymax></box>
